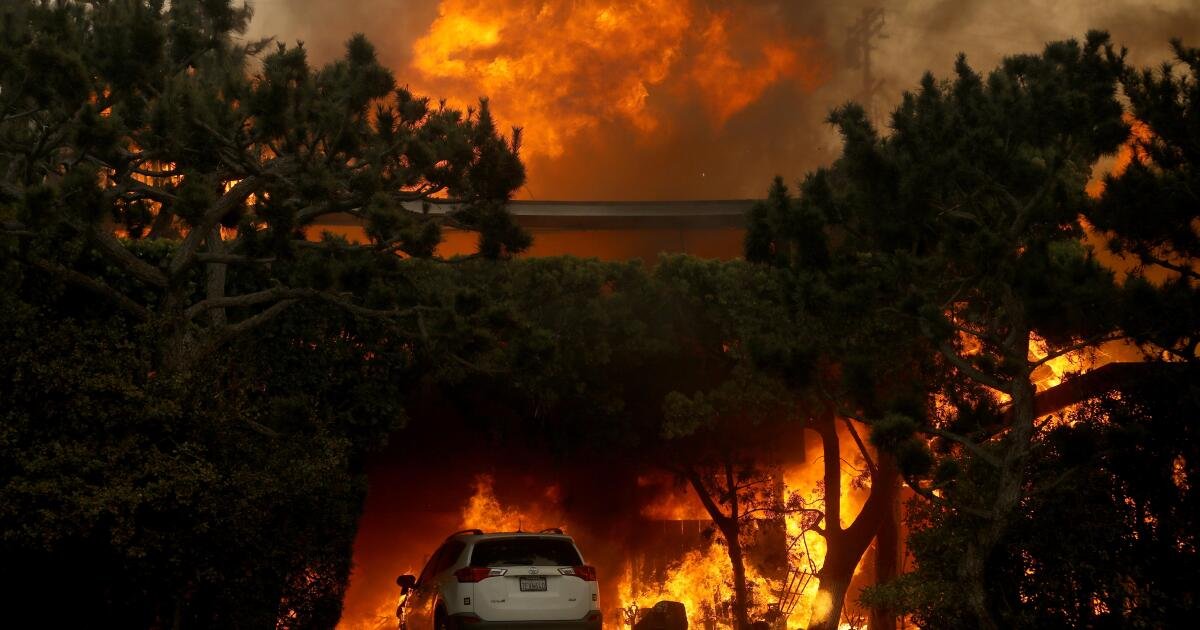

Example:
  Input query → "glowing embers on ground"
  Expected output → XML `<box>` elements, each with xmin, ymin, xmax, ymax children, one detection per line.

<box><xmin>410</xmin><ymin>0</ymin><xmax>825</xmax><ymax>159</ymax></box>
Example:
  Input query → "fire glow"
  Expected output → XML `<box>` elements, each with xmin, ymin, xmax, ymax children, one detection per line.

<box><xmin>345</xmin><ymin>435</ymin><xmax>874</xmax><ymax>630</ymax></box>
<box><xmin>409</xmin><ymin>0</ymin><xmax>826</xmax><ymax>159</ymax></box>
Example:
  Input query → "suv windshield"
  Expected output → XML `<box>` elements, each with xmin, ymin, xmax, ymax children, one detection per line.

<box><xmin>469</xmin><ymin>538</ymin><xmax>583</xmax><ymax>567</ymax></box>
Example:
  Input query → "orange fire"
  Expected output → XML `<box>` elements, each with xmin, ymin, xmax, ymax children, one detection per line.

<box><xmin>619</xmin><ymin>428</ymin><xmax>872</xmax><ymax>630</ymax></box>
<box><xmin>616</xmin><ymin>541</ymin><xmax>773</xmax><ymax>628</ymax></box>
<box><xmin>459</xmin><ymin>474</ymin><xmax>564</xmax><ymax>532</ymax></box>
<box><xmin>348</xmin><ymin>443</ymin><xmax>873</xmax><ymax>630</ymax></box>
<box><xmin>636</xmin><ymin>473</ymin><xmax>710</xmax><ymax>520</ymax></box>
<box><xmin>1086</xmin><ymin>114</ymin><xmax>1152</xmax><ymax>198</ymax></box>
<box><xmin>409</xmin><ymin>0</ymin><xmax>826</xmax><ymax>159</ymax></box>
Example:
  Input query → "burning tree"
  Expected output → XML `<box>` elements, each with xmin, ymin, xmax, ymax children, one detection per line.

<box><xmin>659</xmin><ymin>368</ymin><xmax>791</xmax><ymax>630</ymax></box>
<box><xmin>748</xmin><ymin>31</ymin><xmax>1176</xmax><ymax>629</ymax></box>
<box><xmin>651</xmin><ymin>256</ymin><xmax>804</xmax><ymax>630</ymax></box>
<box><xmin>747</xmin><ymin>177</ymin><xmax>928</xmax><ymax>630</ymax></box>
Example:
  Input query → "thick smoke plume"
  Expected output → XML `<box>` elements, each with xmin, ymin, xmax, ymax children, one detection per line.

<box><xmin>247</xmin><ymin>0</ymin><xmax>1200</xmax><ymax>200</ymax></box>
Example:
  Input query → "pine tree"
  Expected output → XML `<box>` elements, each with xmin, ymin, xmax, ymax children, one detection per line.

<box><xmin>753</xmin><ymin>32</ymin><xmax>1133</xmax><ymax>629</ymax></box>
<box><xmin>0</xmin><ymin>0</ymin><xmax>528</xmax><ymax>374</ymax></box>
<box><xmin>1090</xmin><ymin>39</ymin><xmax>1200</xmax><ymax>361</ymax></box>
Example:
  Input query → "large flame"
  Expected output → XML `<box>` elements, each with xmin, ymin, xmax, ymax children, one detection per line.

<box><xmin>637</xmin><ymin>473</ymin><xmax>710</xmax><ymax>520</ymax></box>
<box><xmin>410</xmin><ymin>0</ymin><xmax>826</xmax><ymax>159</ymax></box>
<box><xmin>619</xmin><ymin>427</ymin><xmax>872</xmax><ymax>630</ymax></box>
<box><xmin>346</xmin><ymin>441</ymin><xmax>872</xmax><ymax>630</ymax></box>
<box><xmin>460</xmin><ymin>474</ymin><xmax>563</xmax><ymax>532</ymax></box>
<box><xmin>616</xmin><ymin>540</ymin><xmax>773</xmax><ymax>628</ymax></box>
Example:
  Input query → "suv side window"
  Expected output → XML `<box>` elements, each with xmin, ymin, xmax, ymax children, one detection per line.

<box><xmin>417</xmin><ymin>541</ymin><xmax>466</xmax><ymax>585</ymax></box>
<box><xmin>433</xmin><ymin>541</ymin><xmax>465</xmax><ymax>576</ymax></box>
<box><xmin>417</xmin><ymin>544</ymin><xmax>449</xmax><ymax>585</ymax></box>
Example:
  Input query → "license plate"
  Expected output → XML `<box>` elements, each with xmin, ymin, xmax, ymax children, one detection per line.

<box><xmin>519</xmin><ymin>576</ymin><xmax>547</xmax><ymax>592</ymax></box>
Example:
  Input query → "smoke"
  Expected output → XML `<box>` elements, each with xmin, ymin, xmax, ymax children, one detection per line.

<box><xmin>876</xmin><ymin>0</ymin><xmax>1200</xmax><ymax>90</ymax></box>
<box><xmin>245</xmin><ymin>0</ymin><xmax>1200</xmax><ymax>201</ymax></box>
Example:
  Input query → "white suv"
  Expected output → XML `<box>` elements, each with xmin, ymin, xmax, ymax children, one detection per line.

<box><xmin>396</xmin><ymin>529</ymin><xmax>602</xmax><ymax>630</ymax></box>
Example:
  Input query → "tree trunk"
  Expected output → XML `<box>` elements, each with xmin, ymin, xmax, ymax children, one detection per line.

<box><xmin>960</xmin><ymin>540</ymin><xmax>996</xmax><ymax>630</ymax></box>
<box><xmin>809</xmin><ymin>415</ymin><xmax>899</xmax><ymax>630</ymax></box>
<box><xmin>725</xmin><ymin>521</ymin><xmax>751</xmax><ymax>630</ymax></box>
<box><xmin>684</xmin><ymin>466</ymin><xmax>751</xmax><ymax>630</ymax></box>
<box><xmin>205</xmin><ymin>226</ymin><xmax>228</xmax><ymax>328</ymax></box>
<box><xmin>869</xmin><ymin>455</ymin><xmax>901</xmax><ymax>630</ymax></box>
<box><xmin>958</xmin><ymin>330</ymin><xmax>1037</xmax><ymax>630</ymax></box>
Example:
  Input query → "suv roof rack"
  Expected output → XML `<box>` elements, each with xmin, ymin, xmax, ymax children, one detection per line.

<box><xmin>447</xmin><ymin>529</ymin><xmax>484</xmax><ymax>539</ymax></box>
<box><xmin>538</xmin><ymin>527</ymin><xmax>564</xmax><ymax>535</ymax></box>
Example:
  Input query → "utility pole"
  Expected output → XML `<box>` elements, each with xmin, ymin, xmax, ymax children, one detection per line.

<box><xmin>844</xmin><ymin>7</ymin><xmax>887</xmax><ymax>120</ymax></box>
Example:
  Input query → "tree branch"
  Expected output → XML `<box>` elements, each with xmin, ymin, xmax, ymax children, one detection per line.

<box><xmin>922</xmin><ymin>427</ymin><xmax>1002</xmax><ymax>468</ymax></box>
<box><xmin>903</xmin><ymin>474</ymin><xmax>995</xmax><ymax>519</ymax></box>
<box><xmin>194</xmin><ymin>253</ymin><xmax>276</xmax><ymax>265</ymax></box>
<box><xmin>938</xmin><ymin>341</ymin><xmax>1011</xmax><ymax>392</ymax></box>
<box><xmin>28</xmin><ymin>257</ymin><xmax>151</xmax><ymax>320</ymax></box>
<box><xmin>1138</xmin><ymin>250</ymin><xmax>1200</xmax><ymax>280</ymax></box>
<box><xmin>684</xmin><ymin>467</ymin><xmax>734</xmax><ymax>527</ymax></box>
<box><xmin>184</xmin><ymin>286</ymin><xmax>433</xmax><ymax>322</ymax></box>
<box><xmin>1031</xmin><ymin>331</ymin><xmax>1127</xmax><ymax>367</ymax></box>
<box><xmin>83</xmin><ymin>225</ymin><xmax>170</xmax><ymax>287</ymax></box>
<box><xmin>840</xmin><ymin>417</ymin><xmax>878</xmax><ymax>475</ymax></box>
<box><xmin>217</xmin><ymin>298</ymin><xmax>299</xmax><ymax>341</ymax></box>
<box><xmin>168</xmin><ymin>176</ymin><xmax>259</xmax><ymax>277</ymax></box>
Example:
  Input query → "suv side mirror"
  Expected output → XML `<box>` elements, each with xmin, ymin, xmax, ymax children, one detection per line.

<box><xmin>397</xmin><ymin>574</ymin><xmax>416</xmax><ymax>594</ymax></box>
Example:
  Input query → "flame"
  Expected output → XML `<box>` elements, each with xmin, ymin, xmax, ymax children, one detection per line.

<box><xmin>1086</xmin><ymin>114</ymin><xmax>1153</xmax><ymax>198</ymax></box>
<box><xmin>619</xmin><ymin>424</ymin><xmax>872</xmax><ymax>630</ymax></box>
<box><xmin>782</xmin><ymin>432</ymin><xmax>871</xmax><ymax>630</ymax></box>
<box><xmin>349</xmin><ymin>443</ymin><xmax>873</xmax><ymax>630</ymax></box>
<box><xmin>410</xmin><ymin>0</ymin><xmax>826</xmax><ymax>158</ymax></box>
<box><xmin>690</xmin><ymin>14</ymin><xmax>823</xmax><ymax>125</ymax></box>
<box><xmin>637</xmin><ymin>474</ymin><xmax>710</xmax><ymax>520</ymax></box>
<box><xmin>339</xmin><ymin>573</ymin><xmax>413</xmax><ymax>630</ymax></box>
<box><xmin>460</xmin><ymin>474</ymin><xmax>563</xmax><ymax>532</ymax></box>
<box><xmin>616</xmin><ymin>539</ymin><xmax>773</xmax><ymax>628</ymax></box>
<box><xmin>1028</xmin><ymin>334</ymin><xmax>1087</xmax><ymax>393</ymax></box>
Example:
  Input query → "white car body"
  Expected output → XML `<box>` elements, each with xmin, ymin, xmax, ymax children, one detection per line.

<box><xmin>398</xmin><ymin>529</ymin><xmax>602</xmax><ymax>630</ymax></box>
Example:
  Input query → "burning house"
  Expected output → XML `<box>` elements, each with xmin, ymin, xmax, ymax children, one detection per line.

<box><xmin>325</xmin><ymin>266</ymin><xmax>883</xmax><ymax>630</ymax></box>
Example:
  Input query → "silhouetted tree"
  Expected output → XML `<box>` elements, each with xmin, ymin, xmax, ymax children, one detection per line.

<box><xmin>0</xmin><ymin>1</ymin><xmax>525</xmax><ymax>627</ymax></box>
<box><xmin>654</xmin><ymin>256</ymin><xmax>799</xmax><ymax>630</ymax></box>
<box><xmin>0</xmin><ymin>0</ymin><xmax>527</xmax><ymax>374</ymax></box>
<box><xmin>1090</xmin><ymin>39</ymin><xmax>1200</xmax><ymax>361</ymax></box>
<box><xmin>747</xmin><ymin>168</ymin><xmax>932</xmax><ymax>630</ymax></box>
<box><xmin>751</xmin><ymin>32</ymin><xmax>1136</xmax><ymax>629</ymax></box>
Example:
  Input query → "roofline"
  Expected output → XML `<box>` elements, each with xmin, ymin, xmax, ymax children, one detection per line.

<box><xmin>316</xmin><ymin>199</ymin><xmax>757</xmax><ymax>229</ymax></box>
<box><xmin>451</xmin><ymin>531</ymin><xmax>572</xmax><ymax>539</ymax></box>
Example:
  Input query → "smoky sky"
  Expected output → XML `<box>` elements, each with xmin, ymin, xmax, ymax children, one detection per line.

<box><xmin>244</xmin><ymin>0</ymin><xmax>1200</xmax><ymax>200</ymax></box>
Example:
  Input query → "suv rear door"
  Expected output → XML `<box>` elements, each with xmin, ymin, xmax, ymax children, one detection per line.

<box><xmin>468</xmin><ymin>537</ymin><xmax>593</xmax><ymax>622</ymax></box>
<box><xmin>406</xmin><ymin>541</ymin><xmax>463</xmax><ymax>629</ymax></box>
